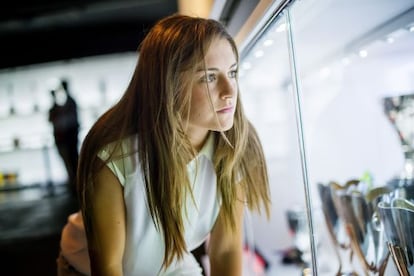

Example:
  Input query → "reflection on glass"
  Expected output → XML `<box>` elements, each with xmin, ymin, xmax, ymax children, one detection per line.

<box><xmin>239</xmin><ymin>12</ymin><xmax>311</xmax><ymax>274</ymax></box>
<box><xmin>286</xmin><ymin>207</ymin><xmax>312</xmax><ymax>266</ymax></box>
<box><xmin>383</xmin><ymin>93</ymin><xmax>414</xmax><ymax>191</ymax></box>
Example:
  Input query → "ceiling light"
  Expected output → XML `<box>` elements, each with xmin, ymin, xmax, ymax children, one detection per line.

<box><xmin>386</xmin><ymin>37</ymin><xmax>395</xmax><ymax>43</ymax></box>
<box><xmin>254</xmin><ymin>50</ymin><xmax>264</xmax><ymax>58</ymax></box>
<box><xmin>242</xmin><ymin>62</ymin><xmax>251</xmax><ymax>70</ymax></box>
<box><xmin>263</xmin><ymin>39</ymin><xmax>273</xmax><ymax>47</ymax></box>
<box><xmin>276</xmin><ymin>23</ymin><xmax>286</xmax><ymax>33</ymax></box>
<box><xmin>319</xmin><ymin>67</ymin><xmax>331</xmax><ymax>79</ymax></box>
<box><xmin>359</xmin><ymin>50</ymin><xmax>368</xmax><ymax>58</ymax></box>
<box><xmin>342</xmin><ymin>57</ymin><xmax>351</xmax><ymax>65</ymax></box>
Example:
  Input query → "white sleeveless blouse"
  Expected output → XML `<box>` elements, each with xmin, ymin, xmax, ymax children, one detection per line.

<box><xmin>61</xmin><ymin>133</ymin><xmax>220</xmax><ymax>275</ymax></box>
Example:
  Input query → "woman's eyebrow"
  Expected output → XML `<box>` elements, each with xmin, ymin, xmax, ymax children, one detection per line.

<box><xmin>196</xmin><ymin>63</ymin><xmax>238</xmax><ymax>72</ymax></box>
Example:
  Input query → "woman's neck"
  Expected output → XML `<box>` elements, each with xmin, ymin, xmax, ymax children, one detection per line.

<box><xmin>188</xmin><ymin>130</ymin><xmax>209</xmax><ymax>152</ymax></box>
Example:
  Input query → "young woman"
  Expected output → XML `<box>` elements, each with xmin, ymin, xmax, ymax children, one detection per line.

<box><xmin>58</xmin><ymin>14</ymin><xmax>270</xmax><ymax>276</ymax></box>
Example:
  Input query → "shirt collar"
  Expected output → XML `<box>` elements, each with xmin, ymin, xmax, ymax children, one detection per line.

<box><xmin>197</xmin><ymin>131</ymin><xmax>215</xmax><ymax>161</ymax></box>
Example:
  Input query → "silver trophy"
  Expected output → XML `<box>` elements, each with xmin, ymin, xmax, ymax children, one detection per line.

<box><xmin>379</xmin><ymin>93</ymin><xmax>414</xmax><ymax>275</ymax></box>
<box><xmin>383</xmin><ymin>93</ymin><xmax>414</xmax><ymax>188</ymax></box>
<box><xmin>335</xmin><ymin>185</ymin><xmax>391</xmax><ymax>275</ymax></box>
<box><xmin>378</xmin><ymin>198</ymin><xmax>414</xmax><ymax>276</ymax></box>
<box><xmin>318</xmin><ymin>181</ymin><xmax>357</xmax><ymax>275</ymax></box>
<box><xmin>319</xmin><ymin>180</ymin><xmax>391</xmax><ymax>275</ymax></box>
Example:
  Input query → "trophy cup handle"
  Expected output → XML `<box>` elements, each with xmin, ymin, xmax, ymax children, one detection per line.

<box><xmin>387</xmin><ymin>243</ymin><xmax>410</xmax><ymax>276</ymax></box>
<box><xmin>377</xmin><ymin>251</ymin><xmax>391</xmax><ymax>276</ymax></box>
<box><xmin>345</xmin><ymin>224</ymin><xmax>377</xmax><ymax>274</ymax></box>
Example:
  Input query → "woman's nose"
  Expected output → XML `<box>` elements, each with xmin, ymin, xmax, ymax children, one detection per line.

<box><xmin>219</xmin><ymin>76</ymin><xmax>236</xmax><ymax>99</ymax></box>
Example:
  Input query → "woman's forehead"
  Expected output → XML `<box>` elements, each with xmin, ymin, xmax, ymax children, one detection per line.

<box><xmin>203</xmin><ymin>39</ymin><xmax>237</xmax><ymax>66</ymax></box>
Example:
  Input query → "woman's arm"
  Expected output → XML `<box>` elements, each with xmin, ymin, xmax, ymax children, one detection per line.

<box><xmin>208</xmin><ymin>185</ymin><xmax>244</xmax><ymax>276</ymax></box>
<box><xmin>84</xmin><ymin>165</ymin><xmax>126</xmax><ymax>276</ymax></box>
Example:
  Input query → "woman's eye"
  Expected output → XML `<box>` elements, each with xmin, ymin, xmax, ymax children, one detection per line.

<box><xmin>228</xmin><ymin>70</ymin><xmax>238</xmax><ymax>78</ymax></box>
<box><xmin>201</xmin><ymin>73</ymin><xmax>216</xmax><ymax>83</ymax></box>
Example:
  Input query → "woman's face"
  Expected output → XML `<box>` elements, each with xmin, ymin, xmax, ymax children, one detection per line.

<box><xmin>186</xmin><ymin>38</ymin><xmax>238</xmax><ymax>149</ymax></box>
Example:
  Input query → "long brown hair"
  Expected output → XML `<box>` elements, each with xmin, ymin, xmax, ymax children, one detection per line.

<box><xmin>77</xmin><ymin>14</ymin><xmax>270</xmax><ymax>268</ymax></box>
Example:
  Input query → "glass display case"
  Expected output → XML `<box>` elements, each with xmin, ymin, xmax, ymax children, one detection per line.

<box><xmin>238</xmin><ymin>0</ymin><xmax>414</xmax><ymax>275</ymax></box>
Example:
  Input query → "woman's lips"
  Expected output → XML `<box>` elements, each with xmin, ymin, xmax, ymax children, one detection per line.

<box><xmin>217</xmin><ymin>106</ymin><xmax>234</xmax><ymax>113</ymax></box>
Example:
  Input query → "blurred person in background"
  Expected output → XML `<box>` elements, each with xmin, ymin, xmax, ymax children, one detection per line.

<box><xmin>48</xmin><ymin>79</ymin><xmax>79</xmax><ymax>197</ymax></box>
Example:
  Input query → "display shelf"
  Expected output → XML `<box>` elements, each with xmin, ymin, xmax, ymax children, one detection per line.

<box><xmin>0</xmin><ymin>182</ymin><xmax>42</xmax><ymax>192</ymax></box>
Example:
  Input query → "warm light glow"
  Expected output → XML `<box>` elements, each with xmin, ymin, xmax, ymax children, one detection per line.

<box><xmin>178</xmin><ymin>0</ymin><xmax>214</xmax><ymax>18</ymax></box>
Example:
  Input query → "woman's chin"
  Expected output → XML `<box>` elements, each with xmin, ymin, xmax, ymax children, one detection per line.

<box><xmin>218</xmin><ymin>121</ymin><xmax>234</xmax><ymax>132</ymax></box>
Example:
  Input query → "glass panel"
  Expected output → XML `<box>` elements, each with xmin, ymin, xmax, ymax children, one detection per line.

<box><xmin>289</xmin><ymin>0</ymin><xmax>414</xmax><ymax>275</ymax></box>
<box><xmin>239</xmin><ymin>12</ymin><xmax>312</xmax><ymax>275</ymax></box>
